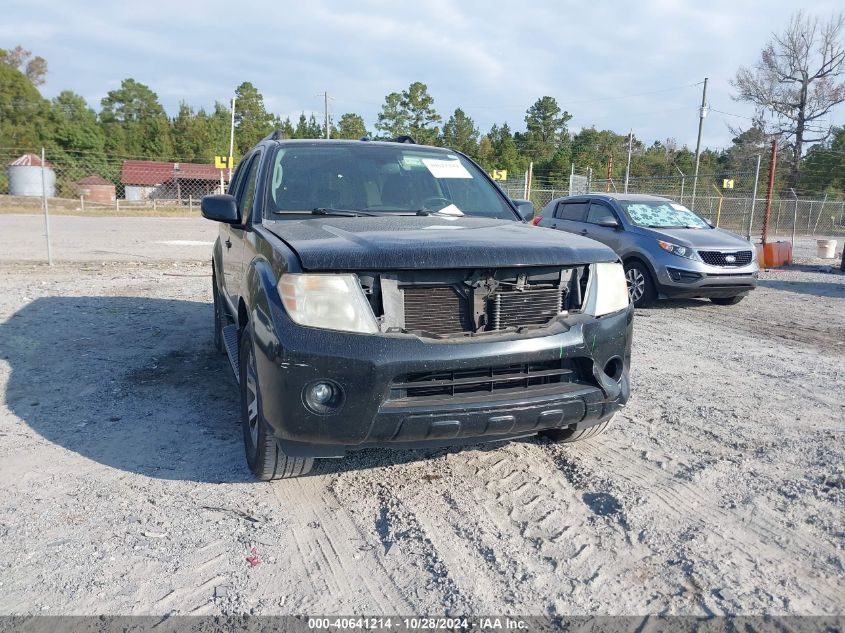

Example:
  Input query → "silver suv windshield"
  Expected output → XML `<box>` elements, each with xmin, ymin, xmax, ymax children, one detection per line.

<box><xmin>623</xmin><ymin>201</ymin><xmax>710</xmax><ymax>229</ymax></box>
<box><xmin>265</xmin><ymin>143</ymin><xmax>517</xmax><ymax>220</ymax></box>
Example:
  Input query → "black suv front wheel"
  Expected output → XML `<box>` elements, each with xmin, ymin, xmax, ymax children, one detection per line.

<box><xmin>239</xmin><ymin>325</ymin><xmax>314</xmax><ymax>480</ymax></box>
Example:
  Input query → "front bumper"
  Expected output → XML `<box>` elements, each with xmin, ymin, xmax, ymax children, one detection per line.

<box><xmin>251</xmin><ymin>300</ymin><xmax>633</xmax><ymax>457</ymax></box>
<box><xmin>655</xmin><ymin>260</ymin><xmax>758</xmax><ymax>299</ymax></box>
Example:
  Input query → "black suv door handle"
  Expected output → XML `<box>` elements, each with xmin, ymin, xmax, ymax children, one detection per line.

<box><xmin>580</xmin><ymin>229</ymin><xmax>588</xmax><ymax>235</ymax></box>
<box><xmin>225</xmin><ymin>238</ymin><xmax>232</xmax><ymax>249</ymax></box>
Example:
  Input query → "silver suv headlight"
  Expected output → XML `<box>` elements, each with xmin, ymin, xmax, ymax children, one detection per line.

<box><xmin>658</xmin><ymin>240</ymin><xmax>702</xmax><ymax>261</ymax></box>
<box><xmin>585</xmin><ymin>262</ymin><xmax>630</xmax><ymax>317</ymax></box>
<box><xmin>277</xmin><ymin>274</ymin><xmax>379</xmax><ymax>334</ymax></box>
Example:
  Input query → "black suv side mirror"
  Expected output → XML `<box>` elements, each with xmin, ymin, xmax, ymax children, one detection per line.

<box><xmin>598</xmin><ymin>217</ymin><xmax>620</xmax><ymax>229</ymax></box>
<box><xmin>201</xmin><ymin>194</ymin><xmax>240</xmax><ymax>224</ymax></box>
<box><xmin>512</xmin><ymin>199</ymin><xmax>534</xmax><ymax>222</ymax></box>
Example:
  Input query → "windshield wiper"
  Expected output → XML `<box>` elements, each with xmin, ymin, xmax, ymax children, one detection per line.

<box><xmin>273</xmin><ymin>208</ymin><xmax>376</xmax><ymax>217</ymax></box>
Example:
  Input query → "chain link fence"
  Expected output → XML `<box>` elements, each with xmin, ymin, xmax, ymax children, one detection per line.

<box><xmin>0</xmin><ymin>147</ymin><xmax>231</xmax><ymax>214</ymax></box>
<box><xmin>3</xmin><ymin>147</ymin><xmax>844</xmax><ymax>239</ymax></box>
<box><xmin>497</xmin><ymin>167</ymin><xmax>845</xmax><ymax>238</ymax></box>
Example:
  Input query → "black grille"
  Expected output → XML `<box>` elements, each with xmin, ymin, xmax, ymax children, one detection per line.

<box><xmin>698</xmin><ymin>250</ymin><xmax>753</xmax><ymax>267</ymax></box>
<box><xmin>488</xmin><ymin>287</ymin><xmax>564</xmax><ymax>330</ymax></box>
<box><xmin>403</xmin><ymin>286</ymin><xmax>473</xmax><ymax>335</ymax></box>
<box><xmin>391</xmin><ymin>359</ymin><xmax>580</xmax><ymax>402</ymax></box>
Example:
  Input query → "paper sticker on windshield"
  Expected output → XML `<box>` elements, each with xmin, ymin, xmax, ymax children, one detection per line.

<box><xmin>422</xmin><ymin>159</ymin><xmax>472</xmax><ymax>179</ymax></box>
<box><xmin>671</xmin><ymin>203</ymin><xmax>691</xmax><ymax>212</ymax></box>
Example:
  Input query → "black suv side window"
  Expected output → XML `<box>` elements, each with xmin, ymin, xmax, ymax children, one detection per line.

<box><xmin>586</xmin><ymin>201</ymin><xmax>616</xmax><ymax>225</ymax></box>
<box><xmin>555</xmin><ymin>201</ymin><xmax>587</xmax><ymax>221</ymax></box>
<box><xmin>236</xmin><ymin>154</ymin><xmax>261</xmax><ymax>223</ymax></box>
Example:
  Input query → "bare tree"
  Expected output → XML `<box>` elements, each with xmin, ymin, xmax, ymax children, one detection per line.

<box><xmin>731</xmin><ymin>11</ymin><xmax>845</xmax><ymax>190</ymax></box>
<box><xmin>0</xmin><ymin>45</ymin><xmax>48</xmax><ymax>86</ymax></box>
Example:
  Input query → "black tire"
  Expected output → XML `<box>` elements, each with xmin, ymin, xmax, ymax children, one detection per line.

<box><xmin>710</xmin><ymin>295</ymin><xmax>745</xmax><ymax>306</ymax></box>
<box><xmin>624</xmin><ymin>260</ymin><xmax>657</xmax><ymax>307</ymax></box>
<box><xmin>239</xmin><ymin>325</ymin><xmax>314</xmax><ymax>480</ymax></box>
<box><xmin>212</xmin><ymin>274</ymin><xmax>226</xmax><ymax>354</ymax></box>
<box><xmin>541</xmin><ymin>419</ymin><xmax>612</xmax><ymax>443</ymax></box>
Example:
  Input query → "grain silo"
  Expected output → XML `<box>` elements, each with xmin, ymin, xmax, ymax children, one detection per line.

<box><xmin>7</xmin><ymin>153</ymin><xmax>56</xmax><ymax>197</ymax></box>
<box><xmin>74</xmin><ymin>175</ymin><xmax>116</xmax><ymax>203</ymax></box>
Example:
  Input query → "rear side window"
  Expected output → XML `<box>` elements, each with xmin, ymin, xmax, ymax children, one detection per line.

<box><xmin>586</xmin><ymin>202</ymin><xmax>616</xmax><ymax>224</ymax></box>
<box><xmin>555</xmin><ymin>201</ymin><xmax>587</xmax><ymax>221</ymax></box>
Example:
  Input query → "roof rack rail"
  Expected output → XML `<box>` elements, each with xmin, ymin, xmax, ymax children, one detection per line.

<box><xmin>391</xmin><ymin>135</ymin><xmax>416</xmax><ymax>144</ymax></box>
<box><xmin>261</xmin><ymin>129</ymin><xmax>287</xmax><ymax>142</ymax></box>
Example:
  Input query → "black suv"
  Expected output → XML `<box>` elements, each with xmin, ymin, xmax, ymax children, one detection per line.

<box><xmin>201</xmin><ymin>136</ymin><xmax>633</xmax><ymax>479</ymax></box>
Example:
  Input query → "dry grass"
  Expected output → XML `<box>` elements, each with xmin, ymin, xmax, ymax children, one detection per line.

<box><xmin>0</xmin><ymin>195</ymin><xmax>198</xmax><ymax>218</ymax></box>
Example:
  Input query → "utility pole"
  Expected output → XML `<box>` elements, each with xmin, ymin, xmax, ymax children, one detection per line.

<box><xmin>318</xmin><ymin>92</ymin><xmax>333</xmax><ymax>139</ymax></box>
<box><xmin>624</xmin><ymin>130</ymin><xmax>633</xmax><ymax>193</ymax></box>
<box><xmin>228</xmin><ymin>97</ymin><xmax>236</xmax><ymax>181</ymax></box>
<box><xmin>690</xmin><ymin>77</ymin><xmax>708</xmax><ymax>212</ymax></box>
<box><xmin>605</xmin><ymin>154</ymin><xmax>613</xmax><ymax>193</ymax></box>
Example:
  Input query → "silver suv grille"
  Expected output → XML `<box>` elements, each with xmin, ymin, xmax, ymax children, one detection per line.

<box><xmin>698</xmin><ymin>250</ymin><xmax>753</xmax><ymax>267</ymax></box>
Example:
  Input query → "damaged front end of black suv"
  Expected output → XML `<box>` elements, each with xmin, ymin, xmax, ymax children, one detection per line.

<box><xmin>203</xmin><ymin>137</ymin><xmax>632</xmax><ymax>479</ymax></box>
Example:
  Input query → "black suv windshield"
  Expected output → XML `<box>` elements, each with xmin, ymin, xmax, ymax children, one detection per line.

<box><xmin>265</xmin><ymin>143</ymin><xmax>517</xmax><ymax>220</ymax></box>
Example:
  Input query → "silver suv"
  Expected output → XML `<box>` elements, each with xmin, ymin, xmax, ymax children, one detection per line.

<box><xmin>536</xmin><ymin>193</ymin><xmax>758</xmax><ymax>307</ymax></box>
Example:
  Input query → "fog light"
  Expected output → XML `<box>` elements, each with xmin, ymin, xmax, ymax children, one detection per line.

<box><xmin>603</xmin><ymin>357</ymin><xmax>624</xmax><ymax>382</ymax></box>
<box><xmin>310</xmin><ymin>382</ymin><xmax>333</xmax><ymax>404</ymax></box>
<box><xmin>303</xmin><ymin>380</ymin><xmax>344</xmax><ymax>414</ymax></box>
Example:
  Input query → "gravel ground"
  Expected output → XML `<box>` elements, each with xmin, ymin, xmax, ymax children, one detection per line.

<box><xmin>0</xmin><ymin>229</ymin><xmax>843</xmax><ymax>616</ymax></box>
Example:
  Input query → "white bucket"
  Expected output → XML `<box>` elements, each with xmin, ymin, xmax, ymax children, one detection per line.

<box><xmin>816</xmin><ymin>239</ymin><xmax>837</xmax><ymax>259</ymax></box>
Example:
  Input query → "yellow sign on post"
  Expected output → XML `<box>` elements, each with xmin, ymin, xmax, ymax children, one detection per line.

<box><xmin>722</xmin><ymin>179</ymin><xmax>735</xmax><ymax>189</ymax></box>
<box><xmin>215</xmin><ymin>156</ymin><xmax>234</xmax><ymax>169</ymax></box>
<box><xmin>491</xmin><ymin>169</ymin><xmax>508</xmax><ymax>181</ymax></box>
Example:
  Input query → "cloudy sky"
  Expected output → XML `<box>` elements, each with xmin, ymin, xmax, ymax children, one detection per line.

<box><xmin>3</xmin><ymin>0</ymin><xmax>843</xmax><ymax>149</ymax></box>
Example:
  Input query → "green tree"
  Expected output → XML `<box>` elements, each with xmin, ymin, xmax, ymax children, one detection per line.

<box><xmin>376</xmin><ymin>82</ymin><xmax>441</xmax><ymax>144</ymax></box>
<box><xmin>100</xmin><ymin>78</ymin><xmax>173</xmax><ymax>157</ymax></box>
<box><xmin>486</xmin><ymin>123</ymin><xmax>524</xmax><ymax>175</ymax></box>
<box><xmin>293</xmin><ymin>113</ymin><xmax>323</xmax><ymax>138</ymax></box>
<box><xmin>520</xmin><ymin>96</ymin><xmax>572</xmax><ymax>164</ymax></box>
<box><xmin>402</xmin><ymin>81</ymin><xmax>441</xmax><ymax>145</ymax></box>
<box><xmin>172</xmin><ymin>103</ymin><xmax>212</xmax><ymax>161</ymax></box>
<box><xmin>799</xmin><ymin>124</ymin><xmax>845</xmax><ymax>193</ymax></box>
<box><xmin>233</xmin><ymin>81</ymin><xmax>277</xmax><ymax>153</ymax></box>
<box><xmin>47</xmin><ymin>91</ymin><xmax>105</xmax><ymax>157</ymax></box>
<box><xmin>0</xmin><ymin>62</ymin><xmax>47</xmax><ymax>148</ymax></box>
<box><xmin>441</xmin><ymin>108</ymin><xmax>479</xmax><ymax>157</ymax></box>
<box><xmin>721</xmin><ymin>124</ymin><xmax>767</xmax><ymax>172</ymax></box>
<box><xmin>375</xmin><ymin>92</ymin><xmax>408</xmax><ymax>139</ymax></box>
<box><xmin>335</xmin><ymin>113</ymin><xmax>367</xmax><ymax>139</ymax></box>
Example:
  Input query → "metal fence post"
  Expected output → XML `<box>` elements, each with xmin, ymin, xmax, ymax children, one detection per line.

<box><xmin>790</xmin><ymin>189</ymin><xmax>798</xmax><ymax>247</ymax></box>
<box><xmin>812</xmin><ymin>194</ymin><xmax>828</xmax><ymax>235</ymax></box>
<box><xmin>745</xmin><ymin>154</ymin><xmax>761</xmax><ymax>240</ymax></box>
<box><xmin>40</xmin><ymin>148</ymin><xmax>53</xmax><ymax>265</ymax></box>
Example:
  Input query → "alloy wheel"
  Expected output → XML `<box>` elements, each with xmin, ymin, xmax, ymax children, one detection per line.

<box><xmin>626</xmin><ymin>268</ymin><xmax>645</xmax><ymax>303</ymax></box>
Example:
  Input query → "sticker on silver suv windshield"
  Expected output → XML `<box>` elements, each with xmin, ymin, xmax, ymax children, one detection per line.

<box><xmin>422</xmin><ymin>159</ymin><xmax>472</xmax><ymax>179</ymax></box>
